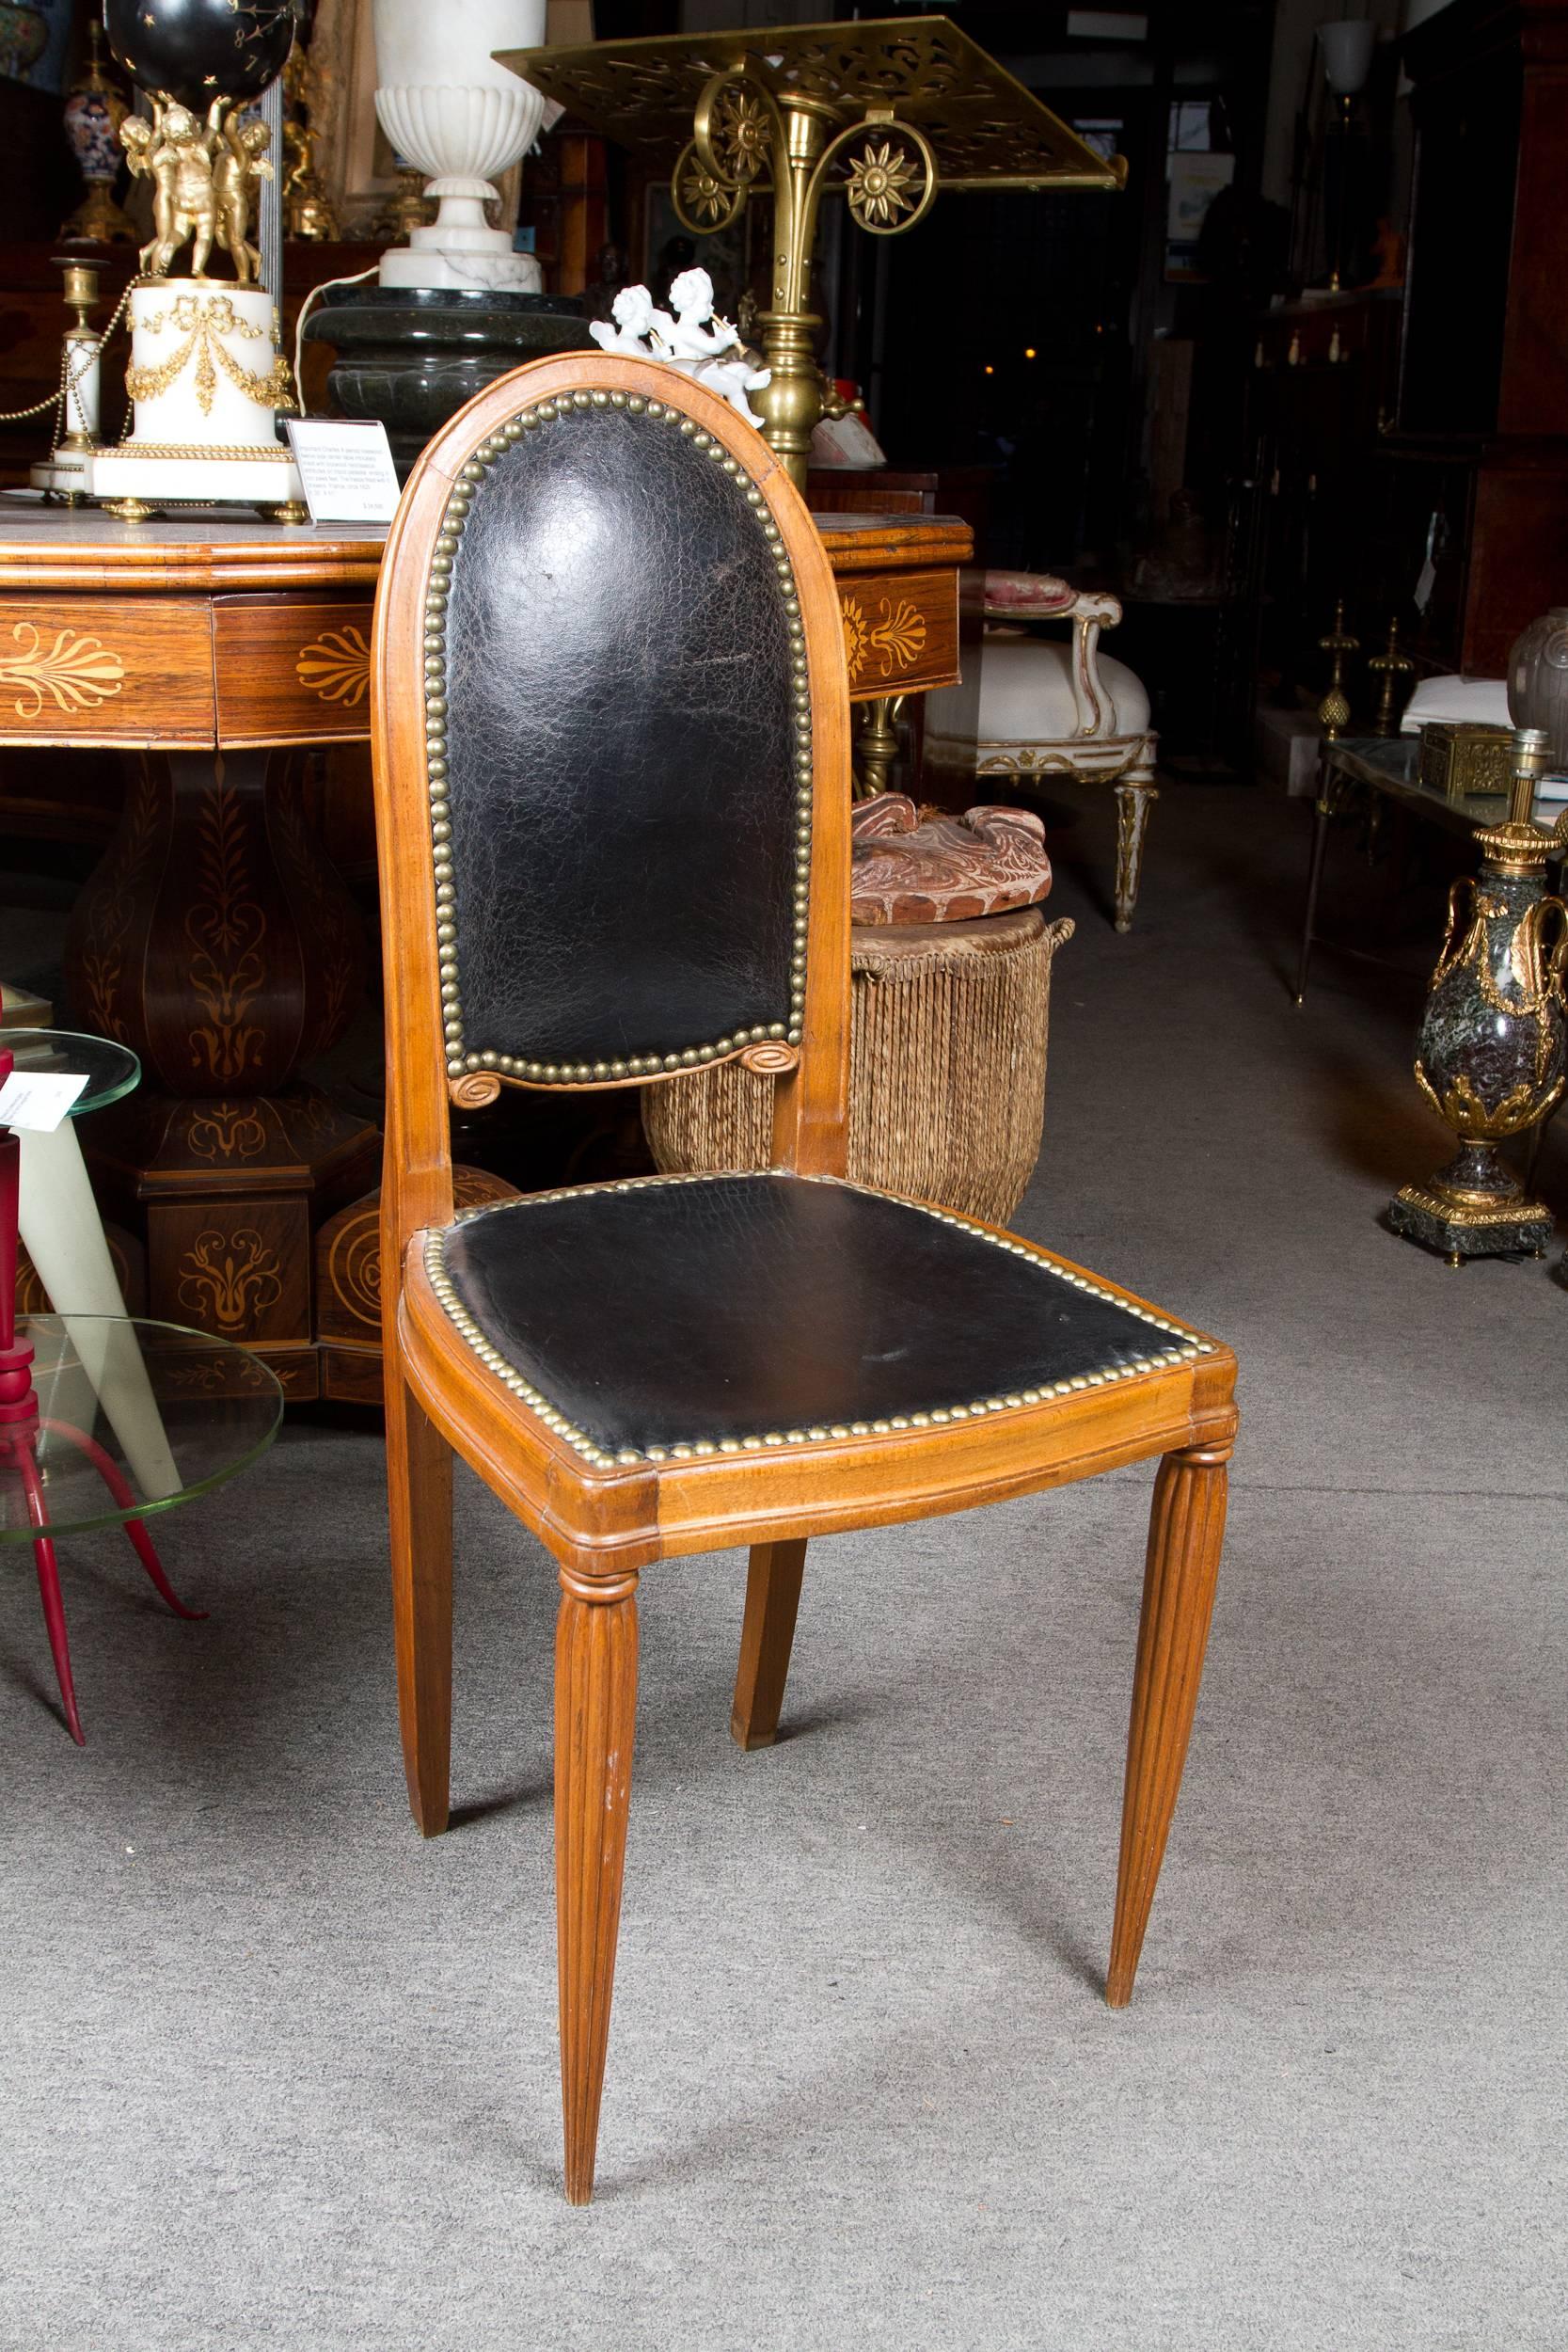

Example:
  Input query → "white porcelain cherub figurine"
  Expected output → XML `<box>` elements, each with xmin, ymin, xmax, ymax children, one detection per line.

<box><xmin>663</xmin><ymin>267</ymin><xmax>771</xmax><ymax>421</ymax></box>
<box><xmin>663</xmin><ymin>268</ymin><xmax>733</xmax><ymax>361</ymax></box>
<box><xmin>588</xmin><ymin>283</ymin><xmax>674</xmax><ymax>358</ymax></box>
<box><xmin>694</xmin><ymin>343</ymin><xmax>772</xmax><ymax>422</ymax></box>
<box><xmin>586</xmin><ymin>269</ymin><xmax>770</xmax><ymax>424</ymax></box>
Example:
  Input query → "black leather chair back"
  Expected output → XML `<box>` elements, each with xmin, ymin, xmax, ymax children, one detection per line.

<box><xmin>431</xmin><ymin>387</ymin><xmax>811</xmax><ymax>1088</ymax></box>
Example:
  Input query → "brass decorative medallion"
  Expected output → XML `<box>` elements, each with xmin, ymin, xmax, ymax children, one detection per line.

<box><xmin>844</xmin><ymin>135</ymin><xmax>928</xmax><ymax>230</ymax></box>
<box><xmin>674</xmin><ymin>145</ymin><xmax>746</xmax><ymax>230</ymax></box>
<box><xmin>295</xmin><ymin>625</ymin><xmax>371</xmax><ymax>707</ymax></box>
<box><xmin>0</xmin><ymin>620</ymin><xmax>125</xmax><ymax>719</ymax></box>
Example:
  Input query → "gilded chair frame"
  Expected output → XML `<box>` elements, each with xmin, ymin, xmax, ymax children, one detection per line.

<box><xmin>371</xmin><ymin>353</ymin><xmax>1239</xmax><ymax>2204</ymax></box>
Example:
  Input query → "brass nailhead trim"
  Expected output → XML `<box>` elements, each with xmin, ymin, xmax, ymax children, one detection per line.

<box><xmin>424</xmin><ymin>1171</ymin><xmax>1215</xmax><ymax>1466</ymax></box>
<box><xmin>425</xmin><ymin>396</ymin><xmax>809</xmax><ymax>1082</ymax></box>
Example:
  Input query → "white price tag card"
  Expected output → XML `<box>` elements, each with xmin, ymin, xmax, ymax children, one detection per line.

<box><xmin>283</xmin><ymin>419</ymin><xmax>402</xmax><ymax>524</ymax></box>
<box><xmin>0</xmin><ymin>1069</ymin><xmax>88</xmax><ymax>1133</ymax></box>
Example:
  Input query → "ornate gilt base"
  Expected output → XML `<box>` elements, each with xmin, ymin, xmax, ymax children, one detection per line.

<box><xmin>1388</xmin><ymin>1177</ymin><xmax>1554</xmax><ymax>1265</ymax></box>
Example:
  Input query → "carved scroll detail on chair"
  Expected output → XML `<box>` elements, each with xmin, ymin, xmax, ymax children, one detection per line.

<box><xmin>849</xmin><ymin>792</ymin><xmax>1053</xmax><ymax>925</ymax></box>
<box><xmin>983</xmin><ymin>570</ymin><xmax>1125</xmax><ymax>739</ymax></box>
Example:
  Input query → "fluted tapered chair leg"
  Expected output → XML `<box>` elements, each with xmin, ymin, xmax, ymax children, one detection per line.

<box><xmin>1106</xmin><ymin>1439</ymin><xmax>1230</xmax><ymax>2007</ymax></box>
<box><xmin>731</xmin><ymin>1538</ymin><xmax>807</xmax><ymax>1750</ymax></box>
<box><xmin>387</xmin><ymin>1371</ymin><xmax>453</xmax><ymax>1837</ymax></box>
<box><xmin>556</xmin><ymin>1565</ymin><xmax>639</xmax><ymax>2205</ymax></box>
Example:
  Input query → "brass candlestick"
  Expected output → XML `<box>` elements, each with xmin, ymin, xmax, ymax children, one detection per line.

<box><xmin>1368</xmin><ymin>615</ymin><xmax>1415</xmax><ymax>737</ymax></box>
<box><xmin>55</xmin><ymin>259</ymin><xmax>100</xmax><ymax>454</ymax></box>
<box><xmin>1389</xmin><ymin>728</ymin><xmax>1568</xmax><ymax>1264</ymax></box>
<box><xmin>499</xmin><ymin>16</ymin><xmax>1124</xmax><ymax>489</ymax></box>
<box><xmin>1317</xmin><ymin>598</ymin><xmax>1358</xmax><ymax>739</ymax></box>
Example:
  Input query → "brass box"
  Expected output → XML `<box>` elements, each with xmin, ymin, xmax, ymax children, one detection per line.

<box><xmin>1418</xmin><ymin>721</ymin><xmax>1513</xmax><ymax>802</ymax></box>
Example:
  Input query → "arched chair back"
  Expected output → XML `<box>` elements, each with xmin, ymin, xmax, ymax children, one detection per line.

<box><xmin>372</xmin><ymin>353</ymin><xmax>851</xmax><ymax>1281</ymax></box>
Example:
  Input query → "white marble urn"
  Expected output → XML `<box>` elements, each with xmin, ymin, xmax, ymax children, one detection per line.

<box><xmin>374</xmin><ymin>0</ymin><xmax>551</xmax><ymax>293</ymax></box>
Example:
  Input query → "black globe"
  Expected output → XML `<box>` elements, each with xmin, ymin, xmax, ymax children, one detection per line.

<box><xmin>104</xmin><ymin>0</ymin><xmax>295</xmax><ymax>107</ymax></box>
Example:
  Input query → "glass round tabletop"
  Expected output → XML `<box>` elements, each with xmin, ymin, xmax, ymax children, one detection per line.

<box><xmin>0</xmin><ymin>1317</ymin><xmax>281</xmax><ymax>1544</ymax></box>
<box><xmin>2</xmin><ymin>1027</ymin><xmax>140</xmax><ymax>1118</ymax></box>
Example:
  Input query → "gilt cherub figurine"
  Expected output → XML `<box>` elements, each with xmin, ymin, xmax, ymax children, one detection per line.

<box><xmin>121</xmin><ymin>96</ymin><xmax>274</xmax><ymax>282</ymax></box>
<box><xmin>213</xmin><ymin>109</ymin><xmax>273</xmax><ymax>282</ymax></box>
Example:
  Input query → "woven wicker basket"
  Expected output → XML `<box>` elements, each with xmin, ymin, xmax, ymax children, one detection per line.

<box><xmin>643</xmin><ymin>905</ymin><xmax>1073</xmax><ymax>1225</ymax></box>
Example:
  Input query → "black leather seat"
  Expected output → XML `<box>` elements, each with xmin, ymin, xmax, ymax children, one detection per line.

<box><xmin>430</xmin><ymin>1171</ymin><xmax>1205</xmax><ymax>1464</ymax></box>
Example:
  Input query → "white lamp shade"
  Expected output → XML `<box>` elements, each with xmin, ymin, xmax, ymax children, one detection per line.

<box><xmin>373</xmin><ymin>0</ymin><xmax>546</xmax><ymax>94</ymax></box>
<box><xmin>1318</xmin><ymin>19</ymin><xmax>1376</xmax><ymax>93</ymax></box>
<box><xmin>374</xmin><ymin>0</ymin><xmax>548</xmax><ymax>184</ymax></box>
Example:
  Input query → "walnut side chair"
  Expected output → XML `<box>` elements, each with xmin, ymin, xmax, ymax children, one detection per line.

<box><xmin>370</xmin><ymin>352</ymin><xmax>1240</xmax><ymax>2206</ymax></box>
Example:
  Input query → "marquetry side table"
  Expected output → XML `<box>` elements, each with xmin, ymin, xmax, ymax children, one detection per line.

<box><xmin>0</xmin><ymin>501</ymin><xmax>384</xmax><ymax>1397</ymax></box>
<box><xmin>0</xmin><ymin>495</ymin><xmax>971</xmax><ymax>1397</ymax></box>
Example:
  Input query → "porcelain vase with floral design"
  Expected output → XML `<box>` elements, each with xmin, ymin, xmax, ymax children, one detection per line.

<box><xmin>61</xmin><ymin>26</ymin><xmax>133</xmax><ymax>243</ymax></box>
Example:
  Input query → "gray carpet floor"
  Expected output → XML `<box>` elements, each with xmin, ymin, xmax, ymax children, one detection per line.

<box><xmin>2</xmin><ymin>783</ymin><xmax>1564</xmax><ymax>2351</ymax></box>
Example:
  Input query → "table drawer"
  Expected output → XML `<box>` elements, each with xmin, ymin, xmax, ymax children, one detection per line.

<box><xmin>214</xmin><ymin>598</ymin><xmax>376</xmax><ymax>745</ymax></box>
<box><xmin>840</xmin><ymin>567</ymin><xmax>959</xmax><ymax>699</ymax></box>
<box><xmin>0</xmin><ymin>596</ymin><xmax>214</xmax><ymax>745</ymax></box>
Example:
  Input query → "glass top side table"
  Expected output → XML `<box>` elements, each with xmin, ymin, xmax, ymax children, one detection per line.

<box><xmin>5</xmin><ymin>1026</ymin><xmax>141</xmax><ymax>1115</ymax></box>
<box><xmin>1292</xmin><ymin>736</ymin><xmax>1530</xmax><ymax>1003</ymax></box>
<box><xmin>2</xmin><ymin>1033</ymin><xmax>283</xmax><ymax>1745</ymax></box>
<box><xmin>0</xmin><ymin>1316</ymin><xmax>281</xmax><ymax>1545</ymax></box>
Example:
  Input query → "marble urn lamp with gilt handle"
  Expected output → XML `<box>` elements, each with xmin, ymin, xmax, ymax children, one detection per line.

<box><xmin>494</xmin><ymin>13</ymin><xmax>1126</xmax><ymax>488</ymax></box>
<box><xmin>88</xmin><ymin>0</ymin><xmax>306</xmax><ymax>521</ymax></box>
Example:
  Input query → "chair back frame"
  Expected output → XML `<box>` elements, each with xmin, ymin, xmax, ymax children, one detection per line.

<box><xmin>371</xmin><ymin>354</ymin><xmax>854</xmax><ymax>1307</ymax></box>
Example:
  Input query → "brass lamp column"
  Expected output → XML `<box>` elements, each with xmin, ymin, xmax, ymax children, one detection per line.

<box><xmin>672</xmin><ymin>72</ymin><xmax>936</xmax><ymax>485</ymax></box>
